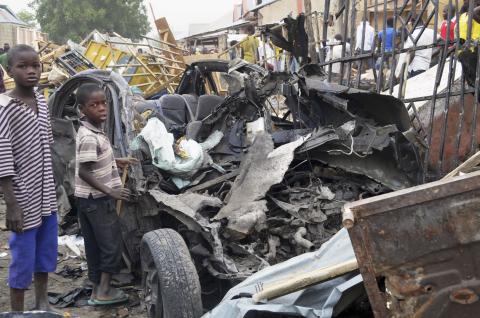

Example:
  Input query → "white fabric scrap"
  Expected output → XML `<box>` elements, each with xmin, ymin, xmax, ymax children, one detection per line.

<box><xmin>131</xmin><ymin>118</ymin><xmax>224</xmax><ymax>187</ymax></box>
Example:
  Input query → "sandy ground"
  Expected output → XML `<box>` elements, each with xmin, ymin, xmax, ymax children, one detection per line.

<box><xmin>0</xmin><ymin>197</ymin><xmax>147</xmax><ymax>317</ymax></box>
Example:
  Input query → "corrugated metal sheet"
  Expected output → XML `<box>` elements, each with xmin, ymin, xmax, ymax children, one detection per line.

<box><xmin>0</xmin><ymin>5</ymin><xmax>28</xmax><ymax>26</ymax></box>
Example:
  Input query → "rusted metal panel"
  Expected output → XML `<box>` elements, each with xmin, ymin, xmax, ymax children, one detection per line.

<box><xmin>344</xmin><ymin>171</ymin><xmax>480</xmax><ymax>318</ymax></box>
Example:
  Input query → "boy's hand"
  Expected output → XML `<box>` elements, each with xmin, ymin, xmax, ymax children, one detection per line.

<box><xmin>115</xmin><ymin>157</ymin><xmax>139</xmax><ymax>170</ymax></box>
<box><xmin>107</xmin><ymin>188</ymin><xmax>131</xmax><ymax>201</ymax></box>
<box><xmin>6</xmin><ymin>202</ymin><xmax>24</xmax><ymax>233</ymax></box>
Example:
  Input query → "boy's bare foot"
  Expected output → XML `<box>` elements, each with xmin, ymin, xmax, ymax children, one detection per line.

<box><xmin>96</xmin><ymin>286</ymin><xmax>125</xmax><ymax>301</ymax></box>
<box><xmin>90</xmin><ymin>285</ymin><xmax>98</xmax><ymax>300</ymax></box>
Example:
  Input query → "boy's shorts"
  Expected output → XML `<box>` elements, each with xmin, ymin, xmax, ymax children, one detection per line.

<box><xmin>76</xmin><ymin>196</ymin><xmax>122</xmax><ymax>284</ymax></box>
<box><xmin>8</xmin><ymin>213</ymin><xmax>58</xmax><ymax>289</ymax></box>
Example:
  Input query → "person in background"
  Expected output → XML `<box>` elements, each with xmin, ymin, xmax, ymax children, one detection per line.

<box><xmin>458</xmin><ymin>0</ymin><xmax>480</xmax><ymax>101</ymax></box>
<box><xmin>240</xmin><ymin>25</ymin><xmax>259</xmax><ymax>64</ymax></box>
<box><xmin>0</xmin><ymin>45</ymin><xmax>9</xmax><ymax>70</ymax></box>
<box><xmin>229</xmin><ymin>40</ymin><xmax>239</xmax><ymax>60</ymax></box>
<box><xmin>327</xmin><ymin>34</ymin><xmax>351</xmax><ymax>78</ymax></box>
<box><xmin>378</xmin><ymin>17</ymin><xmax>396</xmax><ymax>53</ymax></box>
<box><xmin>0</xmin><ymin>45</ymin><xmax>58</xmax><ymax>313</ymax></box>
<box><xmin>376</xmin><ymin>17</ymin><xmax>396</xmax><ymax>70</ymax></box>
<box><xmin>0</xmin><ymin>67</ymin><xmax>5</xmax><ymax>94</ymax></box>
<box><xmin>355</xmin><ymin>20</ymin><xmax>375</xmax><ymax>71</ymax></box>
<box><xmin>395</xmin><ymin>18</ymin><xmax>436</xmax><ymax>79</ymax></box>
<box><xmin>440</xmin><ymin>4</ymin><xmax>457</xmax><ymax>43</ymax></box>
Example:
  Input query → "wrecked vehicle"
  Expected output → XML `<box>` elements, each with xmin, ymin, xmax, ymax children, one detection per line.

<box><xmin>48</xmin><ymin>59</ymin><xmax>422</xmax><ymax>317</ymax></box>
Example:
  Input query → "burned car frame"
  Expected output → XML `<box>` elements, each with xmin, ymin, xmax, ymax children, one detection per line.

<box><xmin>48</xmin><ymin>60</ymin><xmax>423</xmax><ymax>318</ymax></box>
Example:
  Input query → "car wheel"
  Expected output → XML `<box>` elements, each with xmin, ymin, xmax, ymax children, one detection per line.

<box><xmin>141</xmin><ymin>228</ymin><xmax>203</xmax><ymax>318</ymax></box>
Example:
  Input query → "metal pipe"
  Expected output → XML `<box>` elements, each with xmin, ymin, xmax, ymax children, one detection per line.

<box><xmin>320</xmin><ymin>0</ymin><xmax>331</xmax><ymax>64</ymax></box>
<box><xmin>403</xmin><ymin>89</ymin><xmax>476</xmax><ymax>103</ymax></box>
<box><xmin>388</xmin><ymin>0</ymin><xmax>399</xmax><ymax>94</ymax></box>
<box><xmin>423</xmin><ymin>46</ymin><xmax>446</xmax><ymax>182</ymax></box>
<box><xmin>346</xmin><ymin>0</ymin><xmax>356</xmax><ymax>87</ymax></box>
<box><xmin>355</xmin><ymin>0</ymin><xmax>368</xmax><ymax>88</ymax></box>
<box><xmin>339</xmin><ymin>0</ymin><xmax>350</xmax><ymax>84</ymax></box>
<box><xmin>470</xmin><ymin>42</ymin><xmax>480</xmax><ymax>154</ymax></box>
<box><xmin>438</xmin><ymin>0</ymin><xmax>457</xmax><ymax>172</ymax></box>
<box><xmin>375</xmin><ymin>0</ymin><xmax>388</xmax><ymax>93</ymax></box>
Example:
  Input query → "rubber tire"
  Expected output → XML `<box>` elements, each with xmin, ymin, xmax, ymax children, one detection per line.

<box><xmin>141</xmin><ymin>229</ymin><xmax>203</xmax><ymax>318</ymax></box>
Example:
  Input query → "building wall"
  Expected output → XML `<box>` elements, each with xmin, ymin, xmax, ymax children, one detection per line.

<box><xmin>0</xmin><ymin>23</ymin><xmax>47</xmax><ymax>48</ymax></box>
<box><xmin>257</xmin><ymin>0</ymin><xmax>340</xmax><ymax>41</ymax></box>
<box><xmin>257</xmin><ymin>0</ymin><xmax>301</xmax><ymax>25</ymax></box>
<box><xmin>0</xmin><ymin>24</ymin><xmax>16</xmax><ymax>46</ymax></box>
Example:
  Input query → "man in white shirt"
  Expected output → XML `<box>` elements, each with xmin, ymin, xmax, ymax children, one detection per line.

<box><xmin>327</xmin><ymin>34</ymin><xmax>351</xmax><ymax>76</ymax></box>
<box><xmin>355</xmin><ymin>20</ymin><xmax>375</xmax><ymax>70</ymax></box>
<box><xmin>395</xmin><ymin>20</ymin><xmax>437</xmax><ymax>79</ymax></box>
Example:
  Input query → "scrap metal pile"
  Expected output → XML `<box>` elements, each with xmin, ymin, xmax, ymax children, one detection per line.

<box><xmin>5</xmin><ymin>18</ymin><xmax>185</xmax><ymax>98</ymax></box>
<box><xmin>88</xmin><ymin>60</ymin><xmax>421</xmax><ymax>281</ymax></box>
<box><xmin>49</xmin><ymin>56</ymin><xmax>423</xmax><ymax>294</ymax></box>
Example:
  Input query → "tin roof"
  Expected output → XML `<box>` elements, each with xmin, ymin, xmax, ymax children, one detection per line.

<box><xmin>0</xmin><ymin>5</ymin><xmax>28</xmax><ymax>26</ymax></box>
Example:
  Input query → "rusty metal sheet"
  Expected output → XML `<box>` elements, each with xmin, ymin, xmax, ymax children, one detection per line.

<box><xmin>343</xmin><ymin>171</ymin><xmax>480</xmax><ymax>318</ymax></box>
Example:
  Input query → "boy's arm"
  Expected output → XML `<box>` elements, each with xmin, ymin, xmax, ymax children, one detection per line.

<box><xmin>0</xmin><ymin>109</ymin><xmax>23</xmax><ymax>232</ymax></box>
<box><xmin>0</xmin><ymin>177</ymin><xmax>23</xmax><ymax>233</ymax></box>
<box><xmin>78</xmin><ymin>162</ymin><xmax>130</xmax><ymax>201</ymax></box>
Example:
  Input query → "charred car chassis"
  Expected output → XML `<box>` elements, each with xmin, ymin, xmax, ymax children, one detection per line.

<box><xmin>48</xmin><ymin>60</ymin><xmax>423</xmax><ymax>317</ymax></box>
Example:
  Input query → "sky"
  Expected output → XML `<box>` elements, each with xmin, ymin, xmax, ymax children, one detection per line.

<box><xmin>149</xmin><ymin>0</ymin><xmax>237</xmax><ymax>38</ymax></box>
<box><xmin>1</xmin><ymin>0</ymin><xmax>238</xmax><ymax>39</ymax></box>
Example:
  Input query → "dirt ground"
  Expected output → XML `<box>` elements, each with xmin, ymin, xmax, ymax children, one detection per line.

<box><xmin>0</xmin><ymin>197</ymin><xmax>147</xmax><ymax>317</ymax></box>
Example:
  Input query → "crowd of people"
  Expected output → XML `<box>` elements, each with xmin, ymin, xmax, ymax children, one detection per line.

<box><xmin>324</xmin><ymin>1</ymin><xmax>480</xmax><ymax>84</ymax></box>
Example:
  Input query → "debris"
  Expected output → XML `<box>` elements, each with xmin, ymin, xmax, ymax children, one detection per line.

<box><xmin>0</xmin><ymin>311</ymin><xmax>64</xmax><ymax>318</ymax></box>
<box><xmin>55</xmin><ymin>265</ymin><xmax>84</xmax><ymax>280</ymax></box>
<box><xmin>344</xmin><ymin>170</ymin><xmax>480</xmax><ymax>317</ymax></box>
<box><xmin>252</xmin><ymin>258</ymin><xmax>358</xmax><ymax>303</ymax></box>
<box><xmin>48</xmin><ymin>288</ymin><xmax>90</xmax><ymax>308</ymax></box>
<box><xmin>201</xmin><ymin>229</ymin><xmax>363</xmax><ymax>318</ymax></box>
<box><xmin>442</xmin><ymin>150</ymin><xmax>480</xmax><ymax>179</ymax></box>
<box><xmin>214</xmin><ymin>133</ymin><xmax>308</xmax><ymax>239</ymax></box>
<box><xmin>57</xmin><ymin>235</ymin><xmax>85</xmax><ymax>259</ymax></box>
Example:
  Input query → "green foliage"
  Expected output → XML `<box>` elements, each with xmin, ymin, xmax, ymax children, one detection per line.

<box><xmin>32</xmin><ymin>0</ymin><xmax>151</xmax><ymax>43</ymax></box>
<box><xmin>16</xmin><ymin>9</ymin><xmax>37</xmax><ymax>27</ymax></box>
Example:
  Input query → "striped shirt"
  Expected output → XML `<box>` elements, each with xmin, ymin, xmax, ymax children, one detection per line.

<box><xmin>74</xmin><ymin>120</ymin><xmax>121</xmax><ymax>199</ymax></box>
<box><xmin>0</xmin><ymin>92</ymin><xmax>57</xmax><ymax>231</ymax></box>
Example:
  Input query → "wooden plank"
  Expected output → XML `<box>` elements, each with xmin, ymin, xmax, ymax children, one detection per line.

<box><xmin>252</xmin><ymin>258</ymin><xmax>358</xmax><ymax>303</ymax></box>
<box><xmin>442</xmin><ymin>151</ymin><xmax>480</xmax><ymax>179</ymax></box>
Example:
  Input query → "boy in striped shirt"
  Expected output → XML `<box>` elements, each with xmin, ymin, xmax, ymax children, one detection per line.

<box><xmin>0</xmin><ymin>45</ymin><xmax>58</xmax><ymax>312</ymax></box>
<box><xmin>74</xmin><ymin>83</ymin><xmax>135</xmax><ymax>305</ymax></box>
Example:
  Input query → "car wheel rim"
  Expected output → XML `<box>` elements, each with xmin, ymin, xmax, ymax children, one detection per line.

<box><xmin>142</xmin><ymin>246</ymin><xmax>163</xmax><ymax>318</ymax></box>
